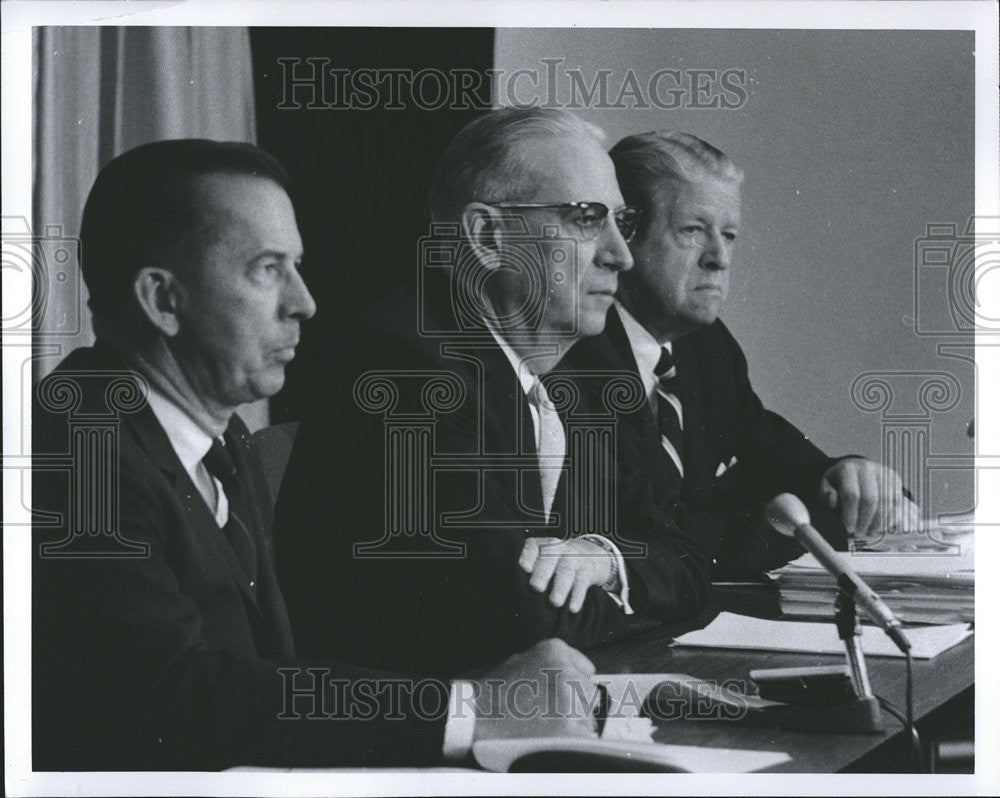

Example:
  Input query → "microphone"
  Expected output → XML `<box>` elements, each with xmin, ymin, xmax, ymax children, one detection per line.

<box><xmin>766</xmin><ymin>493</ymin><xmax>911</xmax><ymax>653</ymax></box>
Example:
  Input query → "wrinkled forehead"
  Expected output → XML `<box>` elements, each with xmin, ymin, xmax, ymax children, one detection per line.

<box><xmin>661</xmin><ymin>173</ymin><xmax>742</xmax><ymax>223</ymax></box>
<box><xmin>513</xmin><ymin>134</ymin><xmax>624</xmax><ymax>206</ymax></box>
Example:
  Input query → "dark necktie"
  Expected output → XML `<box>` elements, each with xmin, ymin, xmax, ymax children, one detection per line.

<box><xmin>653</xmin><ymin>347</ymin><xmax>685</xmax><ymax>483</ymax></box>
<box><xmin>203</xmin><ymin>434</ymin><xmax>258</xmax><ymax>587</ymax></box>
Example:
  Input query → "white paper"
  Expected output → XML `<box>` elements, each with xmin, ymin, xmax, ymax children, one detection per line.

<box><xmin>780</xmin><ymin>550</ymin><xmax>973</xmax><ymax>580</ymax></box>
<box><xmin>471</xmin><ymin>736</ymin><xmax>791</xmax><ymax>773</ymax></box>
<box><xmin>674</xmin><ymin>612</ymin><xmax>972</xmax><ymax>659</ymax></box>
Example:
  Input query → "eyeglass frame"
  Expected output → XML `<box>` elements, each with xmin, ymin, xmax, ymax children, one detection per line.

<box><xmin>486</xmin><ymin>201</ymin><xmax>642</xmax><ymax>243</ymax></box>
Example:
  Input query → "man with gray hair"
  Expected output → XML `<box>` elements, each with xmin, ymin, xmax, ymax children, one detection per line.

<box><xmin>274</xmin><ymin>109</ymin><xmax>710</xmax><ymax>677</ymax></box>
<box><xmin>33</xmin><ymin>138</ymin><xmax>605</xmax><ymax>770</ymax></box>
<box><xmin>565</xmin><ymin>131</ymin><xmax>917</xmax><ymax>579</ymax></box>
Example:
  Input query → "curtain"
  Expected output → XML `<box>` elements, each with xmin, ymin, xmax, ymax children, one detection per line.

<box><xmin>32</xmin><ymin>27</ymin><xmax>267</xmax><ymax>429</ymax></box>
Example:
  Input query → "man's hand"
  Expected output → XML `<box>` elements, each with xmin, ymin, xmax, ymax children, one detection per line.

<box><xmin>470</xmin><ymin>639</ymin><xmax>598</xmax><ymax>742</ymax></box>
<box><xmin>819</xmin><ymin>458</ymin><xmax>920</xmax><ymax>541</ymax></box>
<box><xmin>518</xmin><ymin>537</ymin><xmax>614</xmax><ymax>613</ymax></box>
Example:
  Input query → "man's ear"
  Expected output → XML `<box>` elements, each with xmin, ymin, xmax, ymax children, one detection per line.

<box><xmin>461</xmin><ymin>202</ymin><xmax>505</xmax><ymax>270</ymax></box>
<box><xmin>133</xmin><ymin>267</ymin><xmax>183</xmax><ymax>337</ymax></box>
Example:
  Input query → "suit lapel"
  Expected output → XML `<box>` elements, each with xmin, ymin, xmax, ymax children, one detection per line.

<box><xmin>228</xmin><ymin>418</ymin><xmax>296</xmax><ymax>660</ymax></box>
<box><xmin>441</xmin><ymin>340</ymin><xmax>545</xmax><ymax>521</ymax></box>
<box><xmin>604</xmin><ymin>307</ymin><xmax>661</xmax><ymax>442</ymax></box>
<box><xmin>606</xmin><ymin>307</ymin><xmax>718</xmax><ymax>504</ymax></box>
<box><xmin>127</xmin><ymin>408</ymin><xmax>267</xmax><ymax>614</ymax></box>
<box><xmin>489</xmin><ymin>343</ymin><xmax>545</xmax><ymax>518</ymax></box>
<box><xmin>671</xmin><ymin>338</ymin><xmax>713</xmax><ymax>504</ymax></box>
<box><xmin>604</xmin><ymin>308</ymin><xmax>679</xmax><ymax>483</ymax></box>
<box><xmin>82</xmin><ymin>343</ymin><xmax>292</xmax><ymax>659</ymax></box>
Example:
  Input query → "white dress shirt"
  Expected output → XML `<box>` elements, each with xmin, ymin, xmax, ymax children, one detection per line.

<box><xmin>485</xmin><ymin>324</ymin><xmax>633</xmax><ymax>614</ymax></box>
<box><xmin>147</xmin><ymin>386</ymin><xmax>479</xmax><ymax>760</ymax></box>
<box><xmin>145</xmin><ymin>387</ymin><xmax>229</xmax><ymax>527</ymax></box>
<box><xmin>616</xmin><ymin>302</ymin><xmax>685</xmax><ymax>477</ymax></box>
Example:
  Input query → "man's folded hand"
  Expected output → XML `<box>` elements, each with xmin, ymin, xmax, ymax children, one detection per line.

<box><xmin>518</xmin><ymin>537</ymin><xmax>615</xmax><ymax>613</ymax></box>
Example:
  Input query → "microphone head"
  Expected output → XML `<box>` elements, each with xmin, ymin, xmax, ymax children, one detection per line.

<box><xmin>766</xmin><ymin>494</ymin><xmax>811</xmax><ymax>537</ymax></box>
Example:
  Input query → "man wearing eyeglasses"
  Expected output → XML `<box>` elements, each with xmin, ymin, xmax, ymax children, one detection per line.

<box><xmin>564</xmin><ymin>131</ymin><xmax>918</xmax><ymax>580</ymax></box>
<box><xmin>274</xmin><ymin>108</ymin><xmax>709</xmax><ymax>677</ymax></box>
<box><xmin>32</xmin><ymin>139</ymin><xmax>607</xmax><ymax>770</ymax></box>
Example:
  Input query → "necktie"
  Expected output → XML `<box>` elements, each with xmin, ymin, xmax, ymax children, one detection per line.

<box><xmin>528</xmin><ymin>376</ymin><xmax>566</xmax><ymax>520</ymax></box>
<box><xmin>653</xmin><ymin>347</ymin><xmax>685</xmax><ymax>482</ymax></box>
<box><xmin>203</xmin><ymin>434</ymin><xmax>258</xmax><ymax>586</ymax></box>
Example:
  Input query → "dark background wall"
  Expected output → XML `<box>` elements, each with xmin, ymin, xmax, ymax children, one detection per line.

<box><xmin>250</xmin><ymin>28</ymin><xmax>494</xmax><ymax>422</ymax></box>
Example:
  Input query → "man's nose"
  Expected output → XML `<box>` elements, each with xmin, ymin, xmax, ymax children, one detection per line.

<box><xmin>282</xmin><ymin>267</ymin><xmax>317</xmax><ymax>320</ymax></box>
<box><xmin>700</xmin><ymin>231</ymin><xmax>731</xmax><ymax>272</ymax></box>
<box><xmin>597</xmin><ymin>215</ymin><xmax>634</xmax><ymax>272</ymax></box>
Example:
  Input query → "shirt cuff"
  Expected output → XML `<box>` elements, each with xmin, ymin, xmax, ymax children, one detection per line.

<box><xmin>442</xmin><ymin>680</ymin><xmax>477</xmax><ymax>761</ymax></box>
<box><xmin>581</xmin><ymin>534</ymin><xmax>634</xmax><ymax>615</ymax></box>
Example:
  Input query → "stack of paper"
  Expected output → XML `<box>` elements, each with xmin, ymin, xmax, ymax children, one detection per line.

<box><xmin>772</xmin><ymin>543</ymin><xmax>973</xmax><ymax>625</ymax></box>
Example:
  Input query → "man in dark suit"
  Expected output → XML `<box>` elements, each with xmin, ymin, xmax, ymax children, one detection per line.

<box><xmin>32</xmin><ymin>139</ymin><xmax>600</xmax><ymax>771</ymax></box>
<box><xmin>274</xmin><ymin>108</ymin><xmax>710</xmax><ymax>678</ymax></box>
<box><xmin>565</xmin><ymin>131</ymin><xmax>918</xmax><ymax>579</ymax></box>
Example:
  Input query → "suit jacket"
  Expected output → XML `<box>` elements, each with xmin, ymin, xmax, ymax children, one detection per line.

<box><xmin>32</xmin><ymin>343</ymin><xmax>447</xmax><ymax>770</ymax></box>
<box><xmin>563</xmin><ymin>307</ymin><xmax>847</xmax><ymax>579</ymax></box>
<box><xmin>273</xmin><ymin>284</ymin><xmax>710</xmax><ymax>678</ymax></box>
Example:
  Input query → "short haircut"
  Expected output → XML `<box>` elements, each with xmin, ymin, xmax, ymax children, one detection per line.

<box><xmin>426</xmin><ymin>106</ymin><xmax>606</xmax><ymax>222</ymax></box>
<box><xmin>79</xmin><ymin>139</ymin><xmax>290</xmax><ymax>323</ymax></box>
<box><xmin>609</xmin><ymin>131</ymin><xmax>743</xmax><ymax>240</ymax></box>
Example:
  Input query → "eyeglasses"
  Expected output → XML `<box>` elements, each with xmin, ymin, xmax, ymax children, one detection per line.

<box><xmin>489</xmin><ymin>202</ymin><xmax>642</xmax><ymax>243</ymax></box>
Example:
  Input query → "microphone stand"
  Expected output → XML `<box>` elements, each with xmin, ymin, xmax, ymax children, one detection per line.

<box><xmin>729</xmin><ymin>591</ymin><xmax>883</xmax><ymax>734</ymax></box>
<box><xmin>835</xmin><ymin>593</ymin><xmax>873</xmax><ymax>698</ymax></box>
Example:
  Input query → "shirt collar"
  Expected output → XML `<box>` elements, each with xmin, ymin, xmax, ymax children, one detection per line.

<box><xmin>144</xmin><ymin>385</ymin><xmax>217</xmax><ymax>475</ymax></box>
<box><xmin>616</xmin><ymin>301</ymin><xmax>672</xmax><ymax>399</ymax></box>
<box><xmin>484</xmin><ymin>320</ymin><xmax>544</xmax><ymax>397</ymax></box>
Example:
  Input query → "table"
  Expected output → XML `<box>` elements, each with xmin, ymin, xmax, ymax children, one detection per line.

<box><xmin>585</xmin><ymin>585</ymin><xmax>974</xmax><ymax>772</ymax></box>
<box><xmin>234</xmin><ymin>586</ymin><xmax>973</xmax><ymax>775</ymax></box>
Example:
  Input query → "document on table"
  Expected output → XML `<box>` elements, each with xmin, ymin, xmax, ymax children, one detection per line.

<box><xmin>674</xmin><ymin>612</ymin><xmax>972</xmax><ymax>659</ymax></box>
<box><xmin>773</xmin><ymin>548</ymin><xmax>974</xmax><ymax>624</ymax></box>
<box><xmin>781</xmin><ymin>550</ymin><xmax>973</xmax><ymax>582</ymax></box>
<box><xmin>471</xmin><ymin>737</ymin><xmax>791</xmax><ymax>773</ymax></box>
<box><xmin>473</xmin><ymin>673</ymin><xmax>791</xmax><ymax>772</ymax></box>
